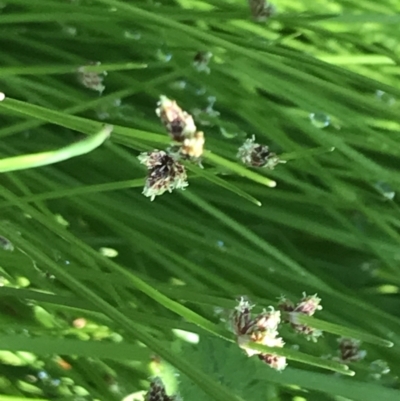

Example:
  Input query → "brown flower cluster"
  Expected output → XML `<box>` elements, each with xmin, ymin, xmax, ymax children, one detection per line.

<box><xmin>156</xmin><ymin>95</ymin><xmax>205</xmax><ymax>161</ymax></box>
<box><xmin>145</xmin><ymin>377</ymin><xmax>178</xmax><ymax>401</ymax></box>
<box><xmin>231</xmin><ymin>297</ymin><xmax>287</xmax><ymax>371</ymax></box>
<box><xmin>138</xmin><ymin>150</ymin><xmax>188</xmax><ymax>201</ymax></box>
<box><xmin>77</xmin><ymin>61</ymin><xmax>107</xmax><ymax>94</ymax></box>
<box><xmin>138</xmin><ymin>96</ymin><xmax>206</xmax><ymax>201</ymax></box>
<box><xmin>139</xmin><ymin>95</ymin><xmax>286</xmax><ymax>200</ymax></box>
<box><xmin>336</xmin><ymin>338</ymin><xmax>366</xmax><ymax>364</ymax></box>
<box><xmin>193</xmin><ymin>51</ymin><xmax>213</xmax><ymax>74</ymax></box>
<box><xmin>248</xmin><ymin>0</ymin><xmax>276</xmax><ymax>22</ymax></box>
<box><xmin>237</xmin><ymin>135</ymin><xmax>284</xmax><ymax>169</ymax></box>
<box><xmin>278</xmin><ymin>293</ymin><xmax>323</xmax><ymax>341</ymax></box>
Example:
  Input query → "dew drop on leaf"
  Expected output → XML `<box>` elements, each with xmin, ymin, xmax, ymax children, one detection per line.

<box><xmin>169</xmin><ymin>80</ymin><xmax>187</xmax><ymax>90</ymax></box>
<box><xmin>309</xmin><ymin>112</ymin><xmax>330</xmax><ymax>128</ymax></box>
<box><xmin>0</xmin><ymin>235</ymin><xmax>14</xmax><ymax>251</ymax></box>
<box><xmin>156</xmin><ymin>48</ymin><xmax>172</xmax><ymax>63</ymax></box>
<box><xmin>375</xmin><ymin>90</ymin><xmax>395</xmax><ymax>106</ymax></box>
<box><xmin>374</xmin><ymin>181</ymin><xmax>395</xmax><ymax>200</ymax></box>
<box><xmin>124</xmin><ymin>30</ymin><xmax>141</xmax><ymax>40</ymax></box>
<box><xmin>369</xmin><ymin>359</ymin><xmax>390</xmax><ymax>380</ymax></box>
<box><xmin>61</xmin><ymin>25</ymin><xmax>77</xmax><ymax>36</ymax></box>
<box><xmin>37</xmin><ymin>371</ymin><xmax>49</xmax><ymax>380</ymax></box>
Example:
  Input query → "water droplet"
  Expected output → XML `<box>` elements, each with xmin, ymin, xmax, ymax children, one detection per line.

<box><xmin>0</xmin><ymin>235</ymin><xmax>14</xmax><ymax>251</ymax></box>
<box><xmin>195</xmin><ymin>86</ymin><xmax>206</xmax><ymax>96</ymax></box>
<box><xmin>386</xmin><ymin>331</ymin><xmax>395</xmax><ymax>339</ymax></box>
<box><xmin>376</xmin><ymin>90</ymin><xmax>395</xmax><ymax>106</ymax></box>
<box><xmin>38</xmin><ymin>371</ymin><xmax>49</xmax><ymax>380</ymax></box>
<box><xmin>96</xmin><ymin>98</ymin><xmax>123</xmax><ymax>120</ymax></box>
<box><xmin>156</xmin><ymin>48</ymin><xmax>172</xmax><ymax>63</ymax></box>
<box><xmin>22</xmin><ymin>328</ymin><xmax>30</xmax><ymax>336</ymax></box>
<box><xmin>51</xmin><ymin>379</ymin><xmax>61</xmax><ymax>387</ymax></box>
<box><xmin>169</xmin><ymin>80</ymin><xmax>187</xmax><ymax>90</ymax></box>
<box><xmin>369</xmin><ymin>359</ymin><xmax>390</xmax><ymax>379</ymax></box>
<box><xmin>123</xmin><ymin>30</ymin><xmax>141</xmax><ymax>40</ymax></box>
<box><xmin>374</xmin><ymin>181</ymin><xmax>395</xmax><ymax>200</ymax></box>
<box><xmin>360</xmin><ymin>261</ymin><xmax>379</xmax><ymax>277</ymax></box>
<box><xmin>61</xmin><ymin>25</ymin><xmax>77</xmax><ymax>36</ymax></box>
<box><xmin>309</xmin><ymin>112</ymin><xmax>330</xmax><ymax>128</ymax></box>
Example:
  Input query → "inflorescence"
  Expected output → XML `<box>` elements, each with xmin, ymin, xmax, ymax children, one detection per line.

<box><xmin>231</xmin><ymin>297</ymin><xmax>287</xmax><ymax>371</ymax></box>
<box><xmin>237</xmin><ymin>135</ymin><xmax>284</xmax><ymax>169</ymax></box>
<box><xmin>248</xmin><ymin>0</ymin><xmax>276</xmax><ymax>22</ymax></box>
<box><xmin>139</xmin><ymin>97</ymin><xmax>285</xmax><ymax>200</ymax></box>
<box><xmin>278</xmin><ymin>293</ymin><xmax>323</xmax><ymax>342</ymax></box>
<box><xmin>228</xmin><ymin>293</ymin><xmax>327</xmax><ymax>371</ymax></box>
<box><xmin>145</xmin><ymin>377</ymin><xmax>179</xmax><ymax>401</ymax></box>
<box><xmin>138</xmin><ymin>96</ymin><xmax>205</xmax><ymax>201</ymax></box>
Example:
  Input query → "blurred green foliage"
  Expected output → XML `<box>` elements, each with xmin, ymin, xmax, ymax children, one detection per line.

<box><xmin>0</xmin><ymin>0</ymin><xmax>399</xmax><ymax>401</ymax></box>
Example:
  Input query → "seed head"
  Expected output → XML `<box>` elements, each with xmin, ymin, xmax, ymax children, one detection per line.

<box><xmin>145</xmin><ymin>377</ymin><xmax>176</xmax><ymax>401</ymax></box>
<box><xmin>193</xmin><ymin>51</ymin><xmax>213</xmax><ymax>73</ymax></box>
<box><xmin>258</xmin><ymin>353</ymin><xmax>287</xmax><ymax>371</ymax></box>
<box><xmin>138</xmin><ymin>150</ymin><xmax>188</xmax><ymax>201</ymax></box>
<box><xmin>279</xmin><ymin>293</ymin><xmax>323</xmax><ymax>342</ymax></box>
<box><xmin>337</xmin><ymin>338</ymin><xmax>366</xmax><ymax>363</ymax></box>
<box><xmin>181</xmin><ymin>131</ymin><xmax>205</xmax><ymax>159</ymax></box>
<box><xmin>295</xmin><ymin>293</ymin><xmax>323</xmax><ymax>316</ymax></box>
<box><xmin>156</xmin><ymin>96</ymin><xmax>197</xmax><ymax>142</ymax></box>
<box><xmin>237</xmin><ymin>136</ymin><xmax>284</xmax><ymax>169</ymax></box>
<box><xmin>248</xmin><ymin>0</ymin><xmax>276</xmax><ymax>22</ymax></box>
<box><xmin>231</xmin><ymin>297</ymin><xmax>286</xmax><ymax>371</ymax></box>
<box><xmin>77</xmin><ymin>61</ymin><xmax>106</xmax><ymax>94</ymax></box>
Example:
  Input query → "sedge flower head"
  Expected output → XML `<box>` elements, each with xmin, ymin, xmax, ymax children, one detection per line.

<box><xmin>231</xmin><ymin>297</ymin><xmax>287</xmax><ymax>371</ymax></box>
<box><xmin>156</xmin><ymin>95</ymin><xmax>197</xmax><ymax>142</ymax></box>
<box><xmin>237</xmin><ymin>135</ymin><xmax>284</xmax><ymax>169</ymax></box>
<box><xmin>138</xmin><ymin>150</ymin><xmax>188</xmax><ymax>201</ymax></box>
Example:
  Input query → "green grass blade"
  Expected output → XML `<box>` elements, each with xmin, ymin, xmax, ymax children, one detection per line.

<box><xmin>0</xmin><ymin>125</ymin><xmax>112</xmax><ymax>172</ymax></box>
